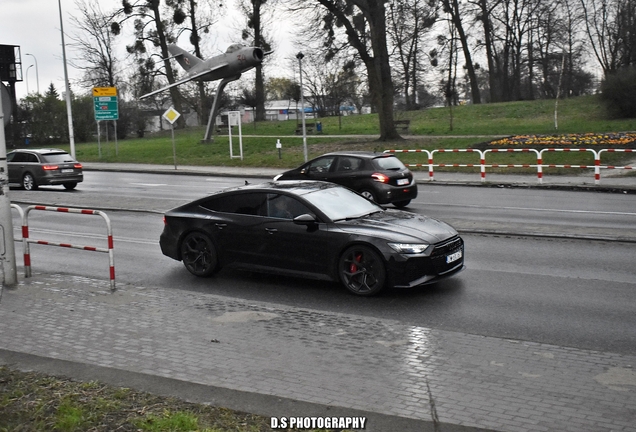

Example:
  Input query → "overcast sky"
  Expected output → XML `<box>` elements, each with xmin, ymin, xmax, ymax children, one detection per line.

<box><xmin>1</xmin><ymin>0</ymin><xmax>296</xmax><ymax>101</ymax></box>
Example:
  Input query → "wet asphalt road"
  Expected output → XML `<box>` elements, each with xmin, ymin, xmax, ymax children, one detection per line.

<box><xmin>7</xmin><ymin>171</ymin><xmax>636</xmax><ymax>356</ymax></box>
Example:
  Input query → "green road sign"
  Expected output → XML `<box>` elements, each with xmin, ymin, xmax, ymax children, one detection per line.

<box><xmin>94</xmin><ymin>95</ymin><xmax>119</xmax><ymax>121</ymax></box>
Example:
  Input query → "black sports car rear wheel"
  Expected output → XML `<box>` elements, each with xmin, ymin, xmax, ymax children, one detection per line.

<box><xmin>339</xmin><ymin>245</ymin><xmax>386</xmax><ymax>296</ymax></box>
<box><xmin>180</xmin><ymin>232</ymin><xmax>218</xmax><ymax>277</ymax></box>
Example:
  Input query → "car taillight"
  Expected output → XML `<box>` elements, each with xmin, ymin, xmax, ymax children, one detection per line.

<box><xmin>74</xmin><ymin>163</ymin><xmax>82</xmax><ymax>169</ymax></box>
<box><xmin>163</xmin><ymin>216</ymin><xmax>167</xmax><ymax>225</ymax></box>
<box><xmin>371</xmin><ymin>172</ymin><xmax>389</xmax><ymax>183</ymax></box>
<box><xmin>42</xmin><ymin>165</ymin><xmax>59</xmax><ymax>170</ymax></box>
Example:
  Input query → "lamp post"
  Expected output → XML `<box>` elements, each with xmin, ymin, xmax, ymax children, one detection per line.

<box><xmin>26</xmin><ymin>64</ymin><xmax>33</xmax><ymax>95</ymax></box>
<box><xmin>58</xmin><ymin>0</ymin><xmax>76</xmax><ymax>158</ymax></box>
<box><xmin>25</xmin><ymin>53</ymin><xmax>39</xmax><ymax>94</ymax></box>
<box><xmin>296</xmin><ymin>52</ymin><xmax>308</xmax><ymax>162</ymax></box>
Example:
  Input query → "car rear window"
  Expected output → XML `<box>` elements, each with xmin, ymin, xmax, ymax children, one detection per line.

<box><xmin>373</xmin><ymin>156</ymin><xmax>406</xmax><ymax>171</ymax></box>
<box><xmin>200</xmin><ymin>192</ymin><xmax>267</xmax><ymax>216</ymax></box>
<box><xmin>41</xmin><ymin>153</ymin><xmax>75</xmax><ymax>163</ymax></box>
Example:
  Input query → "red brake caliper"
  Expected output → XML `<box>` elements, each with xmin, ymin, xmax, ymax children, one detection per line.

<box><xmin>350</xmin><ymin>252</ymin><xmax>363</xmax><ymax>273</ymax></box>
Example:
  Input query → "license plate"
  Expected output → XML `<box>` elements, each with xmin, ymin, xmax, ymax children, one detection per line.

<box><xmin>61</xmin><ymin>169</ymin><xmax>74</xmax><ymax>173</ymax></box>
<box><xmin>397</xmin><ymin>178</ymin><xmax>409</xmax><ymax>186</ymax></box>
<box><xmin>446</xmin><ymin>250</ymin><xmax>462</xmax><ymax>264</ymax></box>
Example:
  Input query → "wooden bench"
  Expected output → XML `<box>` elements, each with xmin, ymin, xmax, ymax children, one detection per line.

<box><xmin>394</xmin><ymin>119</ymin><xmax>411</xmax><ymax>133</ymax></box>
<box><xmin>295</xmin><ymin>122</ymin><xmax>316</xmax><ymax>135</ymax></box>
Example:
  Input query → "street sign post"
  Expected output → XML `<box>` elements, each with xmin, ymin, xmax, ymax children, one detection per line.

<box><xmin>93</xmin><ymin>87</ymin><xmax>118</xmax><ymax>120</ymax></box>
<box><xmin>163</xmin><ymin>107</ymin><xmax>181</xmax><ymax>169</ymax></box>
<box><xmin>93</xmin><ymin>87</ymin><xmax>119</xmax><ymax>157</ymax></box>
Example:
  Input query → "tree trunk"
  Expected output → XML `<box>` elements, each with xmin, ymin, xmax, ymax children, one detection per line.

<box><xmin>446</xmin><ymin>0</ymin><xmax>481</xmax><ymax>104</ymax></box>
<box><xmin>150</xmin><ymin>0</ymin><xmax>185</xmax><ymax>128</ymax></box>
<box><xmin>362</xmin><ymin>0</ymin><xmax>400</xmax><ymax>139</ymax></box>
<box><xmin>253</xmin><ymin>1</ymin><xmax>266</xmax><ymax>122</ymax></box>
<box><xmin>315</xmin><ymin>0</ymin><xmax>399</xmax><ymax>140</ymax></box>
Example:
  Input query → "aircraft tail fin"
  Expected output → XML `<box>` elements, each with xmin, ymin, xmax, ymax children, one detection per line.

<box><xmin>167</xmin><ymin>44</ymin><xmax>201</xmax><ymax>72</ymax></box>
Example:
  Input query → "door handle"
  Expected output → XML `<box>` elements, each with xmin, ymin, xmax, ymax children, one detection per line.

<box><xmin>215</xmin><ymin>223</ymin><xmax>227</xmax><ymax>229</ymax></box>
<box><xmin>265</xmin><ymin>228</ymin><xmax>277</xmax><ymax>234</ymax></box>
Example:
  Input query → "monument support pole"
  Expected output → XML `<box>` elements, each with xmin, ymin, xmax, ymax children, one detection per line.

<box><xmin>202</xmin><ymin>75</ymin><xmax>241</xmax><ymax>143</ymax></box>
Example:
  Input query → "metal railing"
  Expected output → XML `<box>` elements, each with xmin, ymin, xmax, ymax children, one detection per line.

<box><xmin>384</xmin><ymin>148</ymin><xmax>635</xmax><ymax>184</ymax></box>
<box><xmin>20</xmin><ymin>205</ymin><xmax>115</xmax><ymax>290</ymax></box>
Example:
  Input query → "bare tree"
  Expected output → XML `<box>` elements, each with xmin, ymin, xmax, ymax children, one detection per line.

<box><xmin>440</xmin><ymin>0</ymin><xmax>481</xmax><ymax>104</ymax></box>
<box><xmin>580</xmin><ymin>0</ymin><xmax>636</xmax><ymax>75</ymax></box>
<box><xmin>289</xmin><ymin>0</ymin><xmax>400</xmax><ymax>140</ymax></box>
<box><xmin>530</xmin><ymin>0</ymin><xmax>591</xmax><ymax>99</ymax></box>
<box><xmin>69</xmin><ymin>0</ymin><xmax>120</xmax><ymax>91</ymax></box>
<box><xmin>238</xmin><ymin>0</ymin><xmax>275</xmax><ymax>122</ymax></box>
<box><xmin>111</xmin><ymin>0</ymin><xmax>185</xmax><ymax>127</ymax></box>
<box><xmin>168</xmin><ymin>0</ymin><xmax>225</xmax><ymax>124</ymax></box>
<box><xmin>473</xmin><ymin>0</ymin><xmax>541</xmax><ymax>101</ymax></box>
<box><xmin>387</xmin><ymin>0</ymin><xmax>438</xmax><ymax>110</ymax></box>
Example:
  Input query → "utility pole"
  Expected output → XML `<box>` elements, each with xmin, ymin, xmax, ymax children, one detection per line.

<box><xmin>0</xmin><ymin>84</ymin><xmax>18</xmax><ymax>289</ymax></box>
<box><xmin>58</xmin><ymin>0</ymin><xmax>76</xmax><ymax>158</ymax></box>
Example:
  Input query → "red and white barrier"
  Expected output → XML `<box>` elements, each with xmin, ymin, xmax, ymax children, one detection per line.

<box><xmin>21</xmin><ymin>205</ymin><xmax>115</xmax><ymax>291</ymax></box>
<box><xmin>384</xmin><ymin>147</ymin><xmax>635</xmax><ymax>185</ymax></box>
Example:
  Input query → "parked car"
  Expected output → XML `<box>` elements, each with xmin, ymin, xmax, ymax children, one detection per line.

<box><xmin>160</xmin><ymin>181</ymin><xmax>464</xmax><ymax>296</ymax></box>
<box><xmin>273</xmin><ymin>151</ymin><xmax>417</xmax><ymax>208</ymax></box>
<box><xmin>7</xmin><ymin>148</ymin><xmax>83</xmax><ymax>191</ymax></box>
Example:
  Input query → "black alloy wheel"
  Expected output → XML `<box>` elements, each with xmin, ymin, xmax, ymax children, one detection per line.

<box><xmin>180</xmin><ymin>232</ymin><xmax>218</xmax><ymax>277</ymax></box>
<box><xmin>22</xmin><ymin>173</ymin><xmax>37</xmax><ymax>191</ymax></box>
<box><xmin>339</xmin><ymin>245</ymin><xmax>386</xmax><ymax>296</ymax></box>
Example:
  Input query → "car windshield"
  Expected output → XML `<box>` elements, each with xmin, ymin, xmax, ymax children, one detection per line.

<box><xmin>373</xmin><ymin>156</ymin><xmax>406</xmax><ymax>171</ymax></box>
<box><xmin>302</xmin><ymin>186</ymin><xmax>383</xmax><ymax>221</ymax></box>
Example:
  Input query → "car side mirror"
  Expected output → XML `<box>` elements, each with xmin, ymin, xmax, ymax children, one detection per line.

<box><xmin>300</xmin><ymin>168</ymin><xmax>308</xmax><ymax>175</ymax></box>
<box><xmin>293</xmin><ymin>213</ymin><xmax>318</xmax><ymax>225</ymax></box>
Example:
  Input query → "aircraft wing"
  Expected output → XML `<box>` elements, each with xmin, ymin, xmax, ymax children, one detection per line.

<box><xmin>139</xmin><ymin>62</ymin><xmax>228</xmax><ymax>99</ymax></box>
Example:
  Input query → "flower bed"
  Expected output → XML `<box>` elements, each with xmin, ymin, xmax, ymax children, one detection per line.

<box><xmin>489</xmin><ymin>132</ymin><xmax>636</xmax><ymax>148</ymax></box>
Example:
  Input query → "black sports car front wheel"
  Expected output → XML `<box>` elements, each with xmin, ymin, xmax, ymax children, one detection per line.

<box><xmin>180</xmin><ymin>232</ymin><xmax>218</xmax><ymax>277</ymax></box>
<box><xmin>339</xmin><ymin>245</ymin><xmax>386</xmax><ymax>296</ymax></box>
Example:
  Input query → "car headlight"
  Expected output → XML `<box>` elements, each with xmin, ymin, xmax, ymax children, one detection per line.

<box><xmin>388</xmin><ymin>243</ymin><xmax>430</xmax><ymax>254</ymax></box>
<box><xmin>273</xmin><ymin>174</ymin><xmax>283</xmax><ymax>181</ymax></box>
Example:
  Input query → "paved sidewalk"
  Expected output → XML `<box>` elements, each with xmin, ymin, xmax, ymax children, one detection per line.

<box><xmin>1</xmin><ymin>273</ymin><xmax>635</xmax><ymax>432</ymax></box>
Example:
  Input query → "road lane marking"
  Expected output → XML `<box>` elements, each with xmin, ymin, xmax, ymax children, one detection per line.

<box><xmin>422</xmin><ymin>202</ymin><xmax>636</xmax><ymax>217</ymax></box>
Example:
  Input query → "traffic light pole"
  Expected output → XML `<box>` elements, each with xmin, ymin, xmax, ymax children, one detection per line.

<box><xmin>0</xmin><ymin>85</ymin><xmax>18</xmax><ymax>290</ymax></box>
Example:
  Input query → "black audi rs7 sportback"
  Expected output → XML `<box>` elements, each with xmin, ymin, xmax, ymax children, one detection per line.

<box><xmin>160</xmin><ymin>181</ymin><xmax>464</xmax><ymax>296</ymax></box>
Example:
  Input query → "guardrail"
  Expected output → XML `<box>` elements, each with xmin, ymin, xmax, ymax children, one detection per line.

<box><xmin>383</xmin><ymin>148</ymin><xmax>635</xmax><ymax>184</ymax></box>
<box><xmin>20</xmin><ymin>205</ymin><xmax>115</xmax><ymax>291</ymax></box>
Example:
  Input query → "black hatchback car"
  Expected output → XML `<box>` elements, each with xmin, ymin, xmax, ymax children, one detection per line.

<box><xmin>273</xmin><ymin>151</ymin><xmax>417</xmax><ymax>207</ymax></box>
<box><xmin>7</xmin><ymin>148</ymin><xmax>83</xmax><ymax>190</ymax></box>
